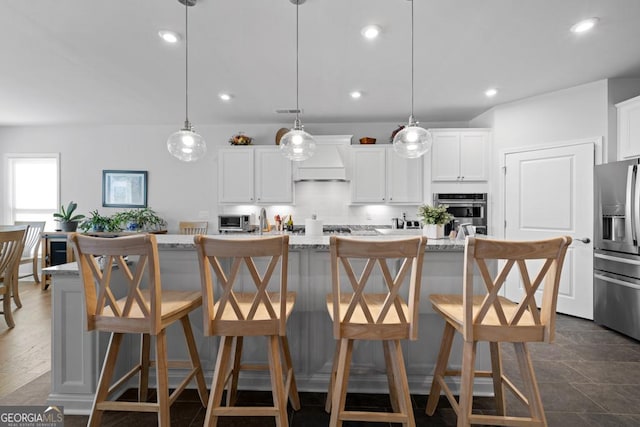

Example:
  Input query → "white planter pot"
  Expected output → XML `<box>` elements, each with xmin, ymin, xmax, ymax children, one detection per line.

<box><xmin>423</xmin><ymin>224</ymin><xmax>444</xmax><ymax>239</ymax></box>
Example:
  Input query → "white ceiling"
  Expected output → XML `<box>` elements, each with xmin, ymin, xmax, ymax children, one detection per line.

<box><xmin>2</xmin><ymin>0</ymin><xmax>640</xmax><ymax>127</ymax></box>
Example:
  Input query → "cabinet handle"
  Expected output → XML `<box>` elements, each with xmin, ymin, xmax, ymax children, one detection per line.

<box><xmin>461</xmin><ymin>176</ymin><xmax>464</xmax><ymax>180</ymax></box>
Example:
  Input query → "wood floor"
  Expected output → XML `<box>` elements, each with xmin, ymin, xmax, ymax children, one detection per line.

<box><xmin>0</xmin><ymin>280</ymin><xmax>51</xmax><ymax>399</ymax></box>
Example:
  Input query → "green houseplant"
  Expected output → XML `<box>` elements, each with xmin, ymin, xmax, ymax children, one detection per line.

<box><xmin>53</xmin><ymin>201</ymin><xmax>85</xmax><ymax>232</ymax></box>
<box><xmin>112</xmin><ymin>208</ymin><xmax>166</xmax><ymax>232</ymax></box>
<box><xmin>418</xmin><ymin>204</ymin><xmax>453</xmax><ymax>239</ymax></box>
<box><xmin>79</xmin><ymin>210</ymin><xmax>119</xmax><ymax>233</ymax></box>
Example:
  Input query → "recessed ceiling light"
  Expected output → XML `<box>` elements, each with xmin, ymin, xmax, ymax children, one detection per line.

<box><xmin>485</xmin><ymin>88</ymin><xmax>498</xmax><ymax>98</ymax></box>
<box><xmin>350</xmin><ymin>91</ymin><xmax>362</xmax><ymax>99</ymax></box>
<box><xmin>158</xmin><ymin>30</ymin><xmax>181</xmax><ymax>44</ymax></box>
<box><xmin>570</xmin><ymin>17</ymin><xmax>599</xmax><ymax>34</ymax></box>
<box><xmin>361</xmin><ymin>25</ymin><xmax>381</xmax><ymax>40</ymax></box>
<box><xmin>219</xmin><ymin>93</ymin><xmax>233</xmax><ymax>101</ymax></box>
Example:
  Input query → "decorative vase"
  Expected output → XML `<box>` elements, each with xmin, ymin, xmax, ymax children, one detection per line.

<box><xmin>423</xmin><ymin>224</ymin><xmax>444</xmax><ymax>239</ymax></box>
<box><xmin>60</xmin><ymin>221</ymin><xmax>79</xmax><ymax>232</ymax></box>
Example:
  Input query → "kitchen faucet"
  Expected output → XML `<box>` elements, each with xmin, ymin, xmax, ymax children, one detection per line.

<box><xmin>259</xmin><ymin>207</ymin><xmax>267</xmax><ymax>235</ymax></box>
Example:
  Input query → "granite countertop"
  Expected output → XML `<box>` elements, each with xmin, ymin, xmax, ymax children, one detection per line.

<box><xmin>154</xmin><ymin>231</ymin><xmax>465</xmax><ymax>251</ymax></box>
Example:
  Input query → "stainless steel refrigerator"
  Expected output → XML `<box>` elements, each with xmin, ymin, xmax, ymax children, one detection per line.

<box><xmin>594</xmin><ymin>159</ymin><xmax>640</xmax><ymax>340</ymax></box>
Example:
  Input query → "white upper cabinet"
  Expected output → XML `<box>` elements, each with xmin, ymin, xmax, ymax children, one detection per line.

<box><xmin>350</xmin><ymin>146</ymin><xmax>423</xmax><ymax>204</ymax></box>
<box><xmin>617</xmin><ymin>95</ymin><xmax>640</xmax><ymax>160</ymax></box>
<box><xmin>218</xmin><ymin>147</ymin><xmax>292</xmax><ymax>204</ymax></box>
<box><xmin>430</xmin><ymin>129</ymin><xmax>491</xmax><ymax>182</ymax></box>
<box><xmin>351</xmin><ymin>147</ymin><xmax>387</xmax><ymax>203</ymax></box>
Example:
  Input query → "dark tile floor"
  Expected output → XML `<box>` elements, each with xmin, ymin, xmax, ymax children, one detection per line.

<box><xmin>18</xmin><ymin>314</ymin><xmax>640</xmax><ymax>426</ymax></box>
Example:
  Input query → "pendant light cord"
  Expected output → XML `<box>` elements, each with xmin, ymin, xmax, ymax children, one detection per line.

<box><xmin>410</xmin><ymin>0</ymin><xmax>414</xmax><ymax>119</ymax></box>
<box><xmin>184</xmin><ymin>0</ymin><xmax>190</xmax><ymax>125</ymax></box>
<box><xmin>295</xmin><ymin>1</ymin><xmax>300</xmax><ymax>122</ymax></box>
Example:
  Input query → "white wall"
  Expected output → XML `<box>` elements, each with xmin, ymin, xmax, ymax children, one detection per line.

<box><xmin>0</xmin><ymin>120</ymin><xmax>466</xmax><ymax>231</ymax></box>
<box><xmin>469</xmin><ymin>78</ymin><xmax>640</xmax><ymax>236</ymax></box>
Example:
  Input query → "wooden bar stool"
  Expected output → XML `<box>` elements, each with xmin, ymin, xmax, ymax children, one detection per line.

<box><xmin>179</xmin><ymin>221</ymin><xmax>208</xmax><ymax>235</ymax></box>
<box><xmin>0</xmin><ymin>228</ymin><xmax>27</xmax><ymax>328</ymax></box>
<box><xmin>325</xmin><ymin>235</ymin><xmax>427</xmax><ymax>427</ymax></box>
<box><xmin>426</xmin><ymin>236</ymin><xmax>572</xmax><ymax>427</ymax></box>
<box><xmin>194</xmin><ymin>234</ymin><xmax>300</xmax><ymax>427</ymax></box>
<box><xmin>69</xmin><ymin>233</ymin><xmax>208</xmax><ymax>427</ymax></box>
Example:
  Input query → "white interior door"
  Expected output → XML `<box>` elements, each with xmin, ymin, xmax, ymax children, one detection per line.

<box><xmin>504</xmin><ymin>142</ymin><xmax>594</xmax><ymax>319</ymax></box>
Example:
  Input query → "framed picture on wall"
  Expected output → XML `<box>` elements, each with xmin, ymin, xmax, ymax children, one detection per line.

<box><xmin>102</xmin><ymin>170</ymin><xmax>148</xmax><ymax>208</ymax></box>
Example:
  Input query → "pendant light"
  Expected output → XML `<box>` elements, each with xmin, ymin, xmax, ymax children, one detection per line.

<box><xmin>280</xmin><ymin>0</ymin><xmax>316</xmax><ymax>162</ymax></box>
<box><xmin>393</xmin><ymin>0</ymin><xmax>432</xmax><ymax>159</ymax></box>
<box><xmin>167</xmin><ymin>0</ymin><xmax>207</xmax><ymax>162</ymax></box>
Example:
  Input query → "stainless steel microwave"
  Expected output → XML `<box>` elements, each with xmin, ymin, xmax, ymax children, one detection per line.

<box><xmin>218</xmin><ymin>214</ymin><xmax>252</xmax><ymax>232</ymax></box>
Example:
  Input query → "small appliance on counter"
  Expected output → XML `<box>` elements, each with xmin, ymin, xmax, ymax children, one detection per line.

<box><xmin>218</xmin><ymin>214</ymin><xmax>257</xmax><ymax>233</ymax></box>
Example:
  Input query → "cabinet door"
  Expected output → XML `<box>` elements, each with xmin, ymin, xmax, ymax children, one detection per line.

<box><xmin>255</xmin><ymin>148</ymin><xmax>293</xmax><ymax>204</ymax></box>
<box><xmin>430</xmin><ymin>132</ymin><xmax>461</xmax><ymax>181</ymax></box>
<box><xmin>387</xmin><ymin>148</ymin><xmax>423</xmax><ymax>203</ymax></box>
<box><xmin>618</xmin><ymin>97</ymin><xmax>640</xmax><ymax>160</ymax></box>
<box><xmin>218</xmin><ymin>149</ymin><xmax>254</xmax><ymax>203</ymax></box>
<box><xmin>351</xmin><ymin>147</ymin><xmax>387</xmax><ymax>203</ymax></box>
<box><xmin>459</xmin><ymin>132</ymin><xmax>489</xmax><ymax>181</ymax></box>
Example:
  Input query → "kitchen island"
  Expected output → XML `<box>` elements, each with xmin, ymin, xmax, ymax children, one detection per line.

<box><xmin>46</xmin><ymin>233</ymin><xmax>494</xmax><ymax>414</ymax></box>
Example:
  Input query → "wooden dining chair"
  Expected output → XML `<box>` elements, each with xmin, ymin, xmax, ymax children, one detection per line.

<box><xmin>14</xmin><ymin>221</ymin><xmax>46</xmax><ymax>286</ymax></box>
<box><xmin>179</xmin><ymin>221</ymin><xmax>208</xmax><ymax>235</ymax></box>
<box><xmin>325</xmin><ymin>235</ymin><xmax>427</xmax><ymax>427</ymax></box>
<box><xmin>194</xmin><ymin>234</ymin><xmax>300</xmax><ymax>427</ymax></box>
<box><xmin>69</xmin><ymin>233</ymin><xmax>208</xmax><ymax>427</ymax></box>
<box><xmin>426</xmin><ymin>236</ymin><xmax>572</xmax><ymax>427</ymax></box>
<box><xmin>0</xmin><ymin>228</ymin><xmax>27</xmax><ymax>328</ymax></box>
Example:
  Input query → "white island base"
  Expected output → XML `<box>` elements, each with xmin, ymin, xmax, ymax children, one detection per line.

<box><xmin>46</xmin><ymin>234</ymin><xmax>495</xmax><ymax>414</ymax></box>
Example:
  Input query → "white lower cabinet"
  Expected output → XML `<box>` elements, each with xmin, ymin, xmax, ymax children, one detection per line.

<box><xmin>218</xmin><ymin>147</ymin><xmax>292</xmax><ymax>204</ymax></box>
<box><xmin>617</xmin><ymin>95</ymin><xmax>640</xmax><ymax>160</ymax></box>
<box><xmin>350</xmin><ymin>146</ymin><xmax>423</xmax><ymax>204</ymax></box>
<box><xmin>430</xmin><ymin>129</ymin><xmax>490</xmax><ymax>182</ymax></box>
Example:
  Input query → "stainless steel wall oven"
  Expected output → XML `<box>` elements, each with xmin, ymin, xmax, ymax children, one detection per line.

<box><xmin>433</xmin><ymin>193</ymin><xmax>488</xmax><ymax>236</ymax></box>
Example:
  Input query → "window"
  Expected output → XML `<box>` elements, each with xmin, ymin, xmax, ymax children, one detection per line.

<box><xmin>4</xmin><ymin>153</ymin><xmax>59</xmax><ymax>229</ymax></box>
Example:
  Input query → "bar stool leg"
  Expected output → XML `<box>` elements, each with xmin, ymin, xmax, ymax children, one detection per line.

<box><xmin>155</xmin><ymin>330</ymin><xmax>170</xmax><ymax>427</ymax></box>
<box><xmin>383</xmin><ymin>340</ymin><xmax>400</xmax><ymax>413</ymax></box>
<box><xmin>268</xmin><ymin>335</ymin><xmax>288</xmax><ymax>427</ymax></box>
<box><xmin>329</xmin><ymin>338</ymin><xmax>353</xmax><ymax>427</ymax></box>
<box><xmin>89</xmin><ymin>333</ymin><xmax>123</xmax><ymax>427</ymax></box>
<box><xmin>515</xmin><ymin>342</ymin><xmax>547</xmax><ymax>426</ymax></box>
<box><xmin>325</xmin><ymin>339</ymin><xmax>341</xmax><ymax>413</ymax></box>
<box><xmin>139</xmin><ymin>333</ymin><xmax>151</xmax><ymax>402</ymax></box>
<box><xmin>489</xmin><ymin>342</ymin><xmax>506</xmax><ymax>416</ymax></box>
<box><xmin>180</xmin><ymin>316</ymin><xmax>209</xmax><ymax>407</ymax></box>
<box><xmin>280</xmin><ymin>336</ymin><xmax>300</xmax><ymax>410</ymax></box>
<box><xmin>457</xmin><ymin>340</ymin><xmax>477</xmax><ymax>427</ymax></box>
<box><xmin>227</xmin><ymin>336</ymin><xmax>243</xmax><ymax>407</ymax></box>
<box><xmin>205</xmin><ymin>335</ymin><xmax>234</xmax><ymax>427</ymax></box>
<box><xmin>426</xmin><ymin>322</ymin><xmax>455</xmax><ymax>415</ymax></box>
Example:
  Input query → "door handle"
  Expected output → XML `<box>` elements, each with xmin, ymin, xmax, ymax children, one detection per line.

<box><xmin>577</xmin><ymin>237</ymin><xmax>591</xmax><ymax>244</ymax></box>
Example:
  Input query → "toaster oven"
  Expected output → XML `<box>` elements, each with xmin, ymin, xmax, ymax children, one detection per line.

<box><xmin>218</xmin><ymin>214</ymin><xmax>252</xmax><ymax>232</ymax></box>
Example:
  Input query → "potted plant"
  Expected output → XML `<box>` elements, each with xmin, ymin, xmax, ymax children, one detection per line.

<box><xmin>112</xmin><ymin>208</ymin><xmax>166</xmax><ymax>232</ymax></box>
<box><xmin>418</xmin><ymin>204</ymin><xmax>454</xmax><ymax>239</ymax></box>
<box><xmin>53</xmin><ymin>201</ymin><xmax>85</xmax><ymax>232</ymax></box>
<box><xmin>79</xmin><ymin>210</ymin><xmax>119</xmax><ymax>233</ymax></box>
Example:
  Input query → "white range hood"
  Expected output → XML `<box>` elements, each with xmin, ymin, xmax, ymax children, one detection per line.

<box><xmin>293</xmin><ymin>135</ymin><xmax>352</xmax><ymax>182</ymax></box>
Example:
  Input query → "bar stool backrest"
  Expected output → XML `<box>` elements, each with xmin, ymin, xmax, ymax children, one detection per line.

<box><xmin>195</xmin><ymin>234</ymin><xmax>290</xmax><ymax>337</ymax></box>
<box><xmin>330</xmin><ymin>236</ymin><xmax>427</xmax><ymax>341</ymax></box>
<box><xmin>69</xmin><ymin>233</ymin><xmax>162</xmax><ymax>334</ymax></box>
<box><xmin>463</xmin><ymin>236</ymin><xmax>572</xmax><ymax>343</ymax></box>
<box><xmin>179</xmin><ymin>221</ymin><xmax>208</xmax><ymax>235</ymax></box>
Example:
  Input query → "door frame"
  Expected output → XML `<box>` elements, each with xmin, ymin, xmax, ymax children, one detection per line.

<box><xmin>497</xmin><ymin>136</ymin><xmax>603</xmax><ymax>240</ymax></box>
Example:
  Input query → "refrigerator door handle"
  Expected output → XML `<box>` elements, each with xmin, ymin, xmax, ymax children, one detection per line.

<box><xmin>595</xmin><ymin>273</ymin><xmax>640</xmax><ymax>291</ymax></box>
<box><xmin>595</xmin><ymin>252</ymin><xmax>640</xmax><ymax>265</ymax></box>
<box><xmin>635</xmin><ymin>164</ymin><xmax>640</xmax><ymax>247</ymax></box>
<box><xmin>627</xmin><ymin>164</ymin><xmax>637</xmax><ymax>245</ymax></box>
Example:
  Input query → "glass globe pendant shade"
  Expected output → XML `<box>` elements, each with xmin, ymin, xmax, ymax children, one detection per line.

<box><xmin>167</xmin><ymin>121</ymin><xmax>207</xmax><ymax>162</ymax></box>
<box><xmin>279</xmin><ymin>119</ymin><xmax>316</xmax><ymax>161</ymax></box>
<box><xmin>392</xmin><ymin>115</ymin><xmax>432</xmax><ymax>159</ymax></box>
